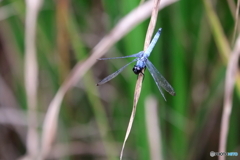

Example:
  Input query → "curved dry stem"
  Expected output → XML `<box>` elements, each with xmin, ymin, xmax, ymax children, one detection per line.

<box><xmin>120</xmin><ymin>0</ymin><xmax>162</xmax><ymax>159</ymax></box>
<box><xmin>120</xmin><ymin>72</ymin><xmax>144</xmax><ymax>159</ymax></box>
<box><xmin>219</xmin><ymin>35</ymin><xmax>240</xmax><ymax>160</ymax></box>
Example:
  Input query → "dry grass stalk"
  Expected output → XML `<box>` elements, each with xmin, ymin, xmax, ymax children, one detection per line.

<box><xmin>145</xmin><ymin>96</ymin><xmax>162</xmax><ymax>160</ymax></box>
<box><xmin>203</xmin><ymin>0</ymin><xmax>231</xmax><ymax>62</ymax></box>
<box><xmin>232</xmin><ymin>0</ymin><xmax>240</xmax><ymax>45</ymax></box>
<box><xmin>219</xmin><ymin>35</ymin><xmax>240</xmax><ymax>160</ymax></box>
<box><xmin>120</xmin><ymin>0</ymin><xmax>161</xmax><ymax>159</ymax></box>
<box><xmin>226</xmin><ymin>0</ymin><xmax>236</xmax><ymax>18</ymax></box>
<box><xmin>23</xmin><ymin>0</ymin><xmax>43</xmax><ymax>159</ymax></box>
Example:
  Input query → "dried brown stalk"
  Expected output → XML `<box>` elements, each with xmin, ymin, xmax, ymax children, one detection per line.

<box><xmin>219</xmin><ymin>35</ymin><xmax>240</xmax><ymax>160</ymax></box>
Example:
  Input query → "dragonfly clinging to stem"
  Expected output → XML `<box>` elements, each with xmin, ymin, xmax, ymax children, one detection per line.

<box><xmin>97</xmin><ymin>28</ymin><xmax>176</xmax><ymax>101</ymax></box>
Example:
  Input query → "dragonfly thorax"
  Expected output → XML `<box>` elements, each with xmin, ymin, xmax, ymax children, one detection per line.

<box><xmin>133</xmin><ymin>57</ymin><xmax>147</xmax><ymax>75</ymax></box>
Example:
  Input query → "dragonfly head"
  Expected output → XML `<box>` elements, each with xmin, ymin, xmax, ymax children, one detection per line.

<box><xmin>133</xmin><ymin>65</ymin><xmax>144</xmax><ymax>75</ymax></box>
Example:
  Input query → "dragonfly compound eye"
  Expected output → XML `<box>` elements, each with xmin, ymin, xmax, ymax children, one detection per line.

<box><xmin>133</xmin><ymin>65</ymin><xmax>142</xmax><ymax>75</ymax></box>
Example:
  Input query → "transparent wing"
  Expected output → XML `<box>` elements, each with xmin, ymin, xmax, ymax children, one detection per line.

<box><xmin>144</xmin><ymin>28</ymin><xmax>162</xmax><ymax>57</ymax></box>
<box><xmin>97</xmin><ymin>58</ymin><xmax>138</xmax><ymax>86</ymax></box>
<box><xmin>98</xmin><ymin>51</ymin><xmax>143</xmax><ymax>60</ymax></box>
<box><xmin>146</xmin><ymin>59</ymin><xmax>175</xmax><ymax>100</ymax></box>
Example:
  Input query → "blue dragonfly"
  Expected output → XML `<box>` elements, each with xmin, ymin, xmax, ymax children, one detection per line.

<box><xmin>97</xmin><ymin>28</ymin><xmax>175</xmax><ymax>100</ymax></box>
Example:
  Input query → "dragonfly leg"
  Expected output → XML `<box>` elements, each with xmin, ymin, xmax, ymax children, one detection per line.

<box><xmin>141</xmin><ymin>69</ymin><xmax>145</xmax><ymax>81</ymax></box>
<box><xmin>141</xmin><ymin>66</ymin><xmax>146</xmax><ymax>75</ymax></box>
<box><xmin>136</xmin><ymin>67</ymin><xmax>146</xmax><ymax>81</ymax></box>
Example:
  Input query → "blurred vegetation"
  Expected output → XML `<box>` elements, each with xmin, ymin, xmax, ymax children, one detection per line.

<box><xmin>0</xmin><ymin>0</ymin><xmax>239</xmax><ymax>160</ymax></box>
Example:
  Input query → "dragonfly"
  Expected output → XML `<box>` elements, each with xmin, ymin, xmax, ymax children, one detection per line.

<box><xmin>97</xmin><ymin>28</ymin><xmax>175</xmax><ymax>100</ymax></box>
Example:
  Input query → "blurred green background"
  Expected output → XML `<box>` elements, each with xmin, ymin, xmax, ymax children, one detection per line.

<box><xmin>0</xmin><ymin>0</ymin><xmax>239</xmax><ymax>160</ymax></box>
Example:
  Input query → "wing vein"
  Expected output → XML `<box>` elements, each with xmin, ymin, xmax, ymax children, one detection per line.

<box><xmin>98</xmin><ymin>52</ymin><xmax>143</xmax><ymax>60</ymax></box>
<box><xmin>146</xmin><ymin>59</ymin><xmax>175</xmax><ymax>97</ymax></box>
<box><xmin>97</xmin><ymin>58</ymin><xmax>138</xmax><ymax>85</ymax></box>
